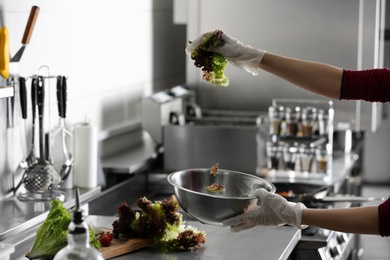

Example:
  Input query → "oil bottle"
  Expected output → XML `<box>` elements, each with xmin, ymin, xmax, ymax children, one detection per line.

<box><xmin>53</xmin><ymin>189</ymin><xmax>103</xmax><ymax>260</ymax></box>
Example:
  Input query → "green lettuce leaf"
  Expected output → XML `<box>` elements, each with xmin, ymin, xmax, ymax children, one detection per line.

<box><xmin>26</xmin><ymin>200</ymin><xmax>100</xmax><ymax>259</ymax></box>
<box><xmin>190</xmin><ymin>30</ymin><xmax>229</xmax><ymax>86</ymax></box>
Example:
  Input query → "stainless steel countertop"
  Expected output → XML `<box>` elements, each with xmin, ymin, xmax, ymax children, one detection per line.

<box><xmin>1</xmin><ymin>147</ymin><xmax>357</xmax><ymax>260</ymax></box>
<box><xmin>86</xmin><ymin>215</ymin><xmax>301</xmax><ymax>260</ymax></box>
<box><xmin>101</xmin><ymin>131</ymin><xmax>159</xmax><ymax>174</ymax></box>
<box><xmin>0</xmin><ymin>187</ymin><xmax>101</xmax><ymax>243</ymax></box>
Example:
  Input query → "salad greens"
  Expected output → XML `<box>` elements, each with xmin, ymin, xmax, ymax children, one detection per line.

<box><xmin>113</xmin><ymin>195</ymin><xmax>206</xmax><ymax>252</ymax></box>
<box><xmin>26</xmin><ymin>199</ymin><xmax>99</xmax><ymax>259</ymax></box>
<box><xmin>190</xmin><ymin>30</ymin><xmax>229</xmax><ymax>86</ymax></box>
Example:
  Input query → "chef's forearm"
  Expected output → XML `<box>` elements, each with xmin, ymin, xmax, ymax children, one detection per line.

<box><xmin>301</xmin><ymin>207</ymin><xmax>379</xmax><ymax>235</ymax></box>
<box><xmin>259</xmin><ymin>52</ymin><xmax>343</xmax><ymax>100</ymax></box>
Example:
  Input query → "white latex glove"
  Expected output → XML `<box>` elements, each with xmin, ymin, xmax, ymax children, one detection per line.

<box><xmin>185</xmin><ymin>30</ymin><xmax>266</xmax><ymax>76</ymax></box>
<box><xmin>223</xmin><ymin>188</ymin><xmax>307</xmax><ymax>232</ymax></box>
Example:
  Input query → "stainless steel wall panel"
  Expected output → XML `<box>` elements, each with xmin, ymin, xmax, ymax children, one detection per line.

<box><xmin>163</xmin><ymin>124</ymin><xmax>259</xmax><ymax>173</ymax></box>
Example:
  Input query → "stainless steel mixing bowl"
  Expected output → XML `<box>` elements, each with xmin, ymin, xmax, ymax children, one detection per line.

<box><xmin>167</xmin><ymin>168</ymin><xmax>276</xmax><ymax>225</ymax></box>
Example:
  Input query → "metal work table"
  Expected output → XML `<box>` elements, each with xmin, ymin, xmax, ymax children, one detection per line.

<box><xmin>1</xmin><ymin>146</ymin><xmax>357</xmax><ymax>259</ymax></box>
<box><xmin>101</xmin><ymin>131</ymin><xmax>159</xmax><ymax>175</ymax></box>
<box><xmin>0</xmin><ymin>186</ymin><xmax>101</xmax><ymax>259</ymax></box>
<box><xmin>86</xmin><ymin>215</ymin><xmax>301</xmax><ymax>260</ymax></box>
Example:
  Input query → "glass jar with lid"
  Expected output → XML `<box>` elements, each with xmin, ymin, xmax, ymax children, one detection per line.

<box><xmin>285</xmin><ymin>106</ymin><xmax>300</xmax><ymax>137</ymax></box>
<box><xmin>268</xmin><ymin>105</ymin><xmax>284</xmax><ymax>135</ymax></box>
<box><xmin>317</xmin><ymin>109</ymin><xmax>329</xmax><ymax>136</ymax></box>
<box><xmin>301</xmin><ymin>106</ymin><xmax>317</xmax><ymax>137</ymax></box>
<box><xmin>282</xmin><ymin>142</ymin><xmax>299</xmax><ymax>171</ymax></box>
<box><xmin>299</xmin><ymin>144</ymin><xmax>315</xmax><ymax>172</ymax></box>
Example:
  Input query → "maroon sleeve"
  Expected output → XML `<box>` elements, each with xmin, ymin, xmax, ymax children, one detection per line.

<box><xmin>340</xmin><ymin>69</ymin><xmax>390</xmax><ymax>103</ymax></box>
<box><xmin>378</xmin><ymin>196</ymin><xmax>390</xmax><ymax>237</ymax></box>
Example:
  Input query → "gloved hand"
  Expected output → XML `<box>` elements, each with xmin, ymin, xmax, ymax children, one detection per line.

<box><xmin>185</xmin><ymin>30</ymin><xmax>266</xmax><ymax>76</ymax></box>
<box><xmin>223</xmin><ymin>188</ymin><xmax>307</xmax><ymax>232</ymax></box>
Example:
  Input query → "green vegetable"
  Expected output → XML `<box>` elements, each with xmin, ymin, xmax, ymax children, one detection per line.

<box><xmin>190</xmin><ymin>30</ymin><xmax>229</xmax><ymax>86</ymax></box>
<box><xmin>113</xmin><ymin>196</ymin><xmax>206</xmax><ymax>252</ymax></box>
<box><xmin>26</xmin><ymin>199</ymin><xmax>100</xmax><ymax>259</ymax></box>
<box><xmin>89</xmin><ymin>226</ymin><xmax>100</xmax><ymax>250</ymax></box>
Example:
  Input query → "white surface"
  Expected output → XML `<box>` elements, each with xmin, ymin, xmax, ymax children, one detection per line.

<box><xmin>73</xmin><ymin>122</ymin><xmax>98</xmax><ymax>188</ymax></box>
<box><xmin>0</xmin><ymin>243</ymin><xmax>15</xmax><ymax>260</ymax></box>
<box><xmin>0</xmin><ymin>86</ymin><xmax>13</xmax><ymax>99</ymax></box>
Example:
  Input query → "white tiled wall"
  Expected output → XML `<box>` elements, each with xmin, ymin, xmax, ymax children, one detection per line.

<box><xmin>0</xmin><ymin>0</ymin><xmax>186</xmax><ymax>198</ymax></box>
<box><xmin>2</xmin><ymin>0</ymin><xmax>185</xmax><ymax>129</ymax></box>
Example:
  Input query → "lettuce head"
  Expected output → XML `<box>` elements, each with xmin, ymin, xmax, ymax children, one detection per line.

<box><xmin>26</xmin><ymin>199</ymin><xmax>99</xmax><ymax>259</ymax></box>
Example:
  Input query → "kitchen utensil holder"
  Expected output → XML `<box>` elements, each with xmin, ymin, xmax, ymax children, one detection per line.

<box><xmin>16</xmin><ymin>65</ymin><xmax>71</xmax><ymax>201</ymax></box>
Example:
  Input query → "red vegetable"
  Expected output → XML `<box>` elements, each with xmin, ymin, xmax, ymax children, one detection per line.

<box><xmin>99</xmin><ymin>233</ymin><xmax>113</xmax><ymax>247</ymax></box>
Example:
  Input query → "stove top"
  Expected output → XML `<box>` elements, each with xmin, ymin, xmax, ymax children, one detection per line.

<box><xmin>292</xmin><ymin>202</ymin><xmax>355</xmax><ymax>260</ymax></box>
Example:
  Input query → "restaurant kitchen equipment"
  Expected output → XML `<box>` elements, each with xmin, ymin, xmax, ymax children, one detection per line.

<box><xmin>142</xmin><ymin>85</ymin><xmax>262</xmax><ymax>173</ymax></box>
<box><xmin>19</xmin><ymin>76</ymin><xmax>62</xmax><ymax>201</ymax></box>
<box><xmin>167</xmin><ymin>168</ymin><xmax>276</xmax><ymax>225</ymax></box>
<box><xmin>14</xmin><ymin>72</ymin><xmax>72</xmax><ymax>201</ymax></box>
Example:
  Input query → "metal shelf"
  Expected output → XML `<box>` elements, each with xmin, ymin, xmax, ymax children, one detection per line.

<box><xmin>0</xmin><ymin>86</ymin><xmax>13</xmax><ymax>98</ymax></box>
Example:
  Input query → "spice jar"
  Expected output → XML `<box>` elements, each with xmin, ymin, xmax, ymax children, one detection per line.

<box><xmin>299</xmin><ymin>144</ymin><xmax>314</xmax><ymax>172</ymax></box>
<box><xmin>317</xmin><ymin>109</ymin><xmax>329</xmax><ymax>136</ymax></box>
<box><xmin>315</xmin><ymin>144</ymin><xmax>328</xmax><ymax>173</ymax></box>
<box><xmin>268</xmin><ymin>105</ymin><xmax>284</xmax><ymax>135</ymax></box>
<box><xmin>282</xmin><ymin>143</ymin><xmax>298</xmax><ymax>171</ymax></box>
<box><xmin>285</xmin><ymin>106</ymin><xmax>300</xmax><ymax>137</ymax></box>
<box><xmin>301</xmin><ymin>107</ymin><xmax>317</xmax><ymax>137</ymax></box>
<box><xmin>266</xmin><ymin>141</ymin><xmax>281</xmax><ymax>170</ymax></box>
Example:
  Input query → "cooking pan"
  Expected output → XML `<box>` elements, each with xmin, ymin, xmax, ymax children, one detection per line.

<box><xmin>273</xmin><ymin>182</ymin><xmax>384</xmax><ymax>204</ymax></box>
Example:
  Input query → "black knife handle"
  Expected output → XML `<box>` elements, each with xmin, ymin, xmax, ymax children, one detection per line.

<box><xmin>37</xmin><ymin>76</ymin><xmax>44</xmax><ymax>118</ymax></box>
<box><xmin>56</xmin><ymin>75</ymin><xmax>64</xmax><ymax>117</ymax></box>
<box><xmin>62</xmin><ymin>76</ymin><xmax>67</xmax><ymax>118</ymax></box>
<box><xmin>19</xmin><ymin>77</ymin><xmax>27</xmax><ymax>119</ymax></box>
<box><xmin>31</xmin><ymin>77</ymin><xmax>37</xmax><ymax>120</ymax></box>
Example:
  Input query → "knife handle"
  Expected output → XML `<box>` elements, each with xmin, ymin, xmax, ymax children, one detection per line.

<box><xmin>36</xmin><ymin>76</ymin><xmax>44</xmax><ymax>119</ymax></box>
<box><xmin>62</xmin><ymin>76</ymin><xmax>67</xmax><ymax>118</ymax></box>
<box><xmin>56</xmin><ymin>75</ymin><xmax>63</xmax><ymax>117</ymax></box>
<box><xmin>22</xmin><ymin>6</ymin><xmax>40</xmax><ymax>45</ymax></box>
<box><xmin>19</xmin><ymin>77</ymin><xmax>27</xmax><ymax>119</ymax></box>
<box><xmin>31</xmin><ymin>77</ymin><xmax>37</xmax><ymax>120</ymax></box>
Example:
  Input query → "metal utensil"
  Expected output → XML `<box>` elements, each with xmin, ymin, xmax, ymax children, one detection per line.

<box><xmin>52</xmin><ymin>76</ymin><xmax>73</xmax><ymax>187</ymax></box>
<box><xmin>10</xmin><ymin>6</ymin><xmax>40</xmax><ymax>63</ymax></box>
<box><xmin>14</xmin><ymin>78</ymin><xmax>39</xmax><ymax>192</ymax></box>
<box><xmin>26</xmin><ymin>77</ymin><xmax>38</xmax><ymax>166</ymax></box>
<box><xmin>167</xmin><ymin>168</ymin><xmax>276</xmax><ymax>225</ymax></box>
<box><xmin>13</xmin><ymin>77</ymin><xmax>30</xmax><ymax>193</ymax></box>
<box><xmin>23</xmin><ymin>76</ymin><xmax>60</xmax><ymax>192</ymax></box>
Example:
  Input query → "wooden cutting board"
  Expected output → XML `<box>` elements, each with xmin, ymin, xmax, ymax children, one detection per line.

<box><xmin>98</xmin><ymin>228</ymin><xmax>153</xmax><ymax>259</ymax></box>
